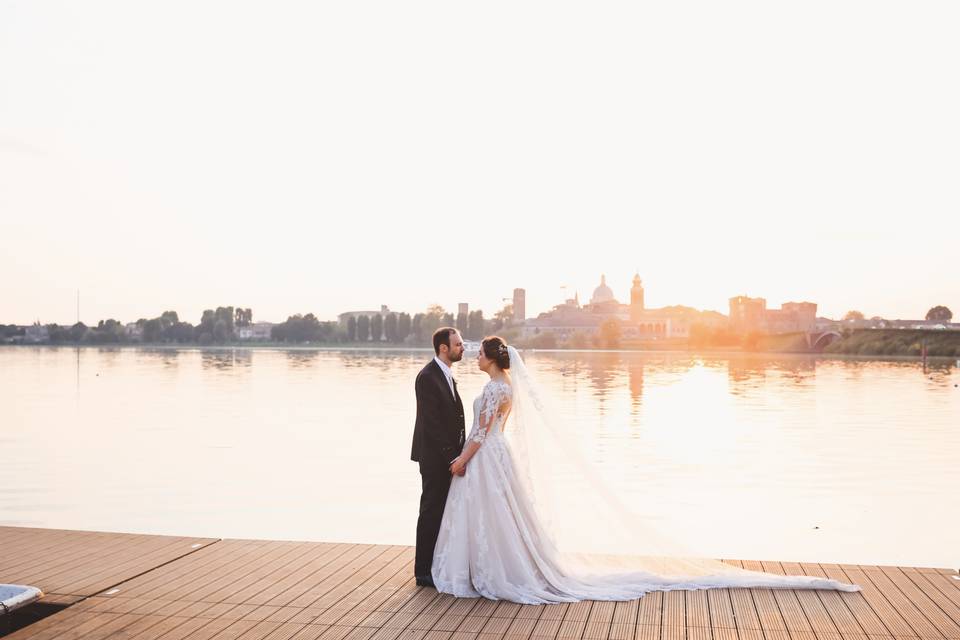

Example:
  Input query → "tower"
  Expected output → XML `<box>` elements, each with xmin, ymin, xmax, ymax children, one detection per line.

<box><xmin>512</xmin><ymin>288</ymin><xmax>526</xmax><ymax>324</ymax></box>
<box><xmin>630</xmin><ymin>273</ymin><xmax>645</xmax><ymax>322</ymax></box>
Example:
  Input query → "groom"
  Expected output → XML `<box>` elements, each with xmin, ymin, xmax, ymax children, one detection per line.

<box><xmin>411</xmin><ymin>326</ymin><xmax>466</xmax><ymax>587</ymax></box>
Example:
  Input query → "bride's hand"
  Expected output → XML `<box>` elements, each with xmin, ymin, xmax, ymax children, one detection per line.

<box><xmin>450</xmin><ymin>457</ymin><xmax>467</xmax><ymax>476</ymax></box>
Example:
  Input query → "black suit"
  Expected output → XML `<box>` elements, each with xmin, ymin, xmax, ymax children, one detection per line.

<box><xmin>411</xmin><ymin>359</ymin><xmax>465</xmax><ymax>579</ymax></box>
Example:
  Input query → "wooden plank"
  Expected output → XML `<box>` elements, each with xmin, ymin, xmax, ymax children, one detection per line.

<box><xmin>759</xmin><ymin>561</ymin><xmax>813</xmax><ymax>633</ymax></box>
<box><xmin>723</xmin><ymin>560</ymin><xmax>761</xmax><ymax>633</ymax></box>
<box><xmin>0</xmin><ymin>529</ymin><xmax>131</xmax><ymax>576</ymax></box>
<box><xmin>684</xmin><ymin>590</ymin><xmax>710</xmax><ymax>628</ymax></box>
<box><xmin>282</xmin><ymin>545</ymin><xmax>395</xmax><ymax>609</ymax></box>
<box><xmin>138</xmin><ymin>540</ymin><xmax>300</xmax><ymax>603</ymax></box>
<box><xmin>6</xmin><ymin>527</ymin><xmax>959</xmax><ymax>640</ymax></box>
<box><xmin>531</xmin><ymin>603</ymin><xmax>568</xmax><ymax>640</ymax></box>
<box><xmin>104</xmin><ymin>539</ymin><xmax>267</xmax><ymax>600</ymax></box>
<box><xmin>781</xmin><ymin>561</ymin><xmax>841</xmax><ymax>636</ymax></box>
<box><xmin>52</xmin><ymin>536</ymin><xmax>214</xmax><ymax>595</ymax></box>
<box><xmin>5</xmin><ymin>529</ymin><xmax>213</xmax><ymax>596</ymax></box>
<box><xmin>741</xmin><ymin>560</ymin><xmax>788</xmax><ymax>633</ymax></box>
<box><xmin>865</xmin><ymin>564</ymin><xmax>946</xmax><ymax>639</ymax></box>
<box><xmin>110</xmin><ymin>538</ymin><xmax>270</xmax><ymax>597</ymax></box>
<box><xmin>798</xmin><ymin>562</ymin><xmax>865</xmax><ymax>637</ymax></box>
<box><xmin>583</xmin><ymin>601</ymin><xmax>616</xmax><ymax>640</ymax></box>
<box><xmin>245</xmin><ymin>545</ymin><xmax>387</xmax><ymax>612</ymax></box>
<box><xmin>877</xmin><ymin>566</ymin><xmax>960</xmax><ymax>638</ymax></box>
<box><xmin>10</xmin><ymin>610</ymin><xmax>129</xmax><ymax>640</ymax></box>
<box><xmin>505</xmin><ymin>612</ymin><xmax>544</xmax><ymax>640</ymax></box>
<box><xmin>208</xmin><ymin>542</ymin><xmax>322</xmax><ymax>603</ymax></box>
<box><xmin>0</xmin><ymin>528</ymin><xmax>87</xmax><ymax>571</ymax></box>
<box><xmin>556</xmin><ymin>600</ymin><xmax>593</xmax><ymax>640</ymax></box>
<box><xmin>705</xmin><ymin>589</ymin><xmax>735</xmax><ymax>629</ymax></box>
<box><xmin>172</xmin><ymin>541</ymin><xmax>318</xmax><ymax>604</ymax></box>
<box><xmin>240</xmin><ymin>542</ymin><xmax>349</xmax><ymax>605</ymax></box>
<box><xmin>818</xmin><ymin>564</ymin><xmax>889</xmax><ymax>636</ymax></box>
<box><xmin>662</xmin><ymin>591</ymin><xmax>685</xmax><ymax>629</ymax></box>
<box><xmin>839</xmin><ymin>567</ymin><xmax>920</xmax><ymax>638</ymax></box>
<box><xmin>335</xmin><ymin>556</ymin><xmax>419</xmax><ymax>626</ymax></box>
<box><xmin>637</xmin><ymin>592</ymin><xmax>663</xmax><ymax>627</ymax></box>
<box><xmin>916</xmin><ymin>573</ymin><xmax>960</xmax><ymax>613</ymax></box>
<box><xmin>14</xmin><ymin>532</ymin><xmax>195</xmax><ymax>588</ymax></box>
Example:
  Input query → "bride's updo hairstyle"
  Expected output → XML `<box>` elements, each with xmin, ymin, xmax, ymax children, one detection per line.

<box><xmin>481</xmin><ymin>336</ymin><xmax>511</xmax><ymax>370</ymax></box>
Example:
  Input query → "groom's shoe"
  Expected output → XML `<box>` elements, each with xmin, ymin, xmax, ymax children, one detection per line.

<box><xmin>415</xmin><ymin>575</ymin><xmax>435</xmax><ymax>588</ymax></box>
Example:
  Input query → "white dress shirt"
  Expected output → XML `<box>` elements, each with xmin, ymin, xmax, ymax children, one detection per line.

<box><xmin>433</xmin><ymin>356</ymin><xmax>457</xmax><ymax>399</ymax></box>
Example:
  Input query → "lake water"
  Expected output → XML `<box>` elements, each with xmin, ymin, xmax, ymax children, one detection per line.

<box><xmin>2</xmin><ymin>346</ymin><xmax>957</xmax><ymax>570</ymax></box>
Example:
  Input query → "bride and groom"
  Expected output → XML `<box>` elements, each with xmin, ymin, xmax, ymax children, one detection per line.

<box><xmin>411</xmin><ymin>327</ymin><xmax>860</xmax><ymax>604</ymax></box>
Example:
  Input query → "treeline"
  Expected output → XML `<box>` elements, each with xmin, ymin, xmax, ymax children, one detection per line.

<box><xmin>341</xmin><ymin>306</ymin><xmax>493</xmax><ymax>344</ymax></box>
<box><xmin>5</xmin><ymin>303</ymin><xmax>515</xmax><ymax>346</ymax></box>
<box><xmin>4</xmin><ymin>307</ymin><xmax>254</xmax><ymax>345</ymax></box>
<box><xmin>825</xmin><ymin>328</ymin><xmax>960</xmax><ymax>357</ymax></box>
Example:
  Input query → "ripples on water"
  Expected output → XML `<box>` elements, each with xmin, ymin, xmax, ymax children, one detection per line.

<box><xmin>1</xmin><ymin>346</ymin><xmax>957</xmax><ymax>569</ymax></box>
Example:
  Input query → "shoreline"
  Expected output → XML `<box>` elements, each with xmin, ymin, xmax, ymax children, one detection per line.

<box><xmin>2</xmin><ymin>342</ymin><xmax>957</xmax><ymax>364</ymax></box>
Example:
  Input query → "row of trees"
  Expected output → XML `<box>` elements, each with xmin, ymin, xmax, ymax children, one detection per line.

<box><xmin>253</xmin><ymin>303</ymin><xmax>513</xmax><ymax>345</ymax></box>
<box><xmin>341</xmin><ymin>307</ymin><xmax>496</xmax><ymax>344</ymax></box>
<box><xmin>4</xmin><ymin>302</ymin><xmax>516</xmax><ymax>346</ymax></box>
<box><xmin>843</xmin><ymin>306</ymin><xmax>953</xmax><ymax>322</ymax></box>
<box><xmin>7</xmin><ymin>306</ymin><xmax>251</xmax><ymax>345</ymax></box>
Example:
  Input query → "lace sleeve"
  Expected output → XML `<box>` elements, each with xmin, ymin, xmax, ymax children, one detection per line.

<box><xmin>471</xmin><ymin>382</ymin><xmax>512</xmax><ymax>444</ymax></box>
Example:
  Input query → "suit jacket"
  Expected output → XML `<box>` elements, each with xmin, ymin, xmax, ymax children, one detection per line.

<box><xmin>411</xmin><ymin>359</ymin><xmax>466</xmax><ymax>469</ymax></box>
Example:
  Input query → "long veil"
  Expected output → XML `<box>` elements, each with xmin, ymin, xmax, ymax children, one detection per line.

<box><xmin>503</xmin><ymin>346</ymin><xmax>859</xmax><ymax>591</ymax></box>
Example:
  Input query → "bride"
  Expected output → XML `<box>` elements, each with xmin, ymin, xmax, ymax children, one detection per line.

<box><xmin>432</xmin><ymin>336</ymin><xmax>859</xmax><ymax>604</ymax></box>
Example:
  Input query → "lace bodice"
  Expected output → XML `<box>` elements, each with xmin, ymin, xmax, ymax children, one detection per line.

<box><xmin>467</xmin><ymin>379</ymin><xmax>512</xmax><ymax>444</ymax></box>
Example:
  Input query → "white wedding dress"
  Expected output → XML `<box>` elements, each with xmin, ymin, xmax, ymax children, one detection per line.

<box><xmin>432</xmin><ymin>347</ymin><xmax>859</xmax><ymax>604</ymax></box>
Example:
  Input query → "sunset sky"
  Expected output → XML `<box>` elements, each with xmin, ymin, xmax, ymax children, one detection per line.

<box><xmin>2</xmin><ymin>1</ymin><xmax>958</xmax><ymax>326</ymax></box>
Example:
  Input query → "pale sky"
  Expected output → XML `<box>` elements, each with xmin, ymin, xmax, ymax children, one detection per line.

<box><xmin>2</xmin><ymin>1</ymin><xmax>958</xmax><ymax>326</ymax></box>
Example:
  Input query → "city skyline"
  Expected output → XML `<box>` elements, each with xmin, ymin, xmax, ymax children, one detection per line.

<box><xmin>3</xmin><ymin>2</ymin><xmax>957</xmax><ymax>326</ymax></box>
<box><xmin>2</xmin><ymin>269</ymin><xmax>953</xmax><ymax>328</ymax></box>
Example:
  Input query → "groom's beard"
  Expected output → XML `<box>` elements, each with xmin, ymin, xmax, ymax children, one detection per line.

<box><xmin>449</xmin><ymin>352</ymin><xmax>463</xmax><ymax>363</ymax></box>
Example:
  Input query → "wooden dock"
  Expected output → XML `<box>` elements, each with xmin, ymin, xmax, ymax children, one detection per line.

<box><xmin>2</xmin><ymin>526</ymin><xmax>958</xmax><ymax>640</ymax></box>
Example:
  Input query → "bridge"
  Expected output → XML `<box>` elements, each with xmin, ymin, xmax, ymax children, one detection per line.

<box><xmin>806</xmin><ymin>330</ymin><xmax>843</xmax><ymax>351</ymax></box>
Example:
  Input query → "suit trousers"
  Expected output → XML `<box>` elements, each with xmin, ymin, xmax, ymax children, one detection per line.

<box><xmin>414</xmin><ymin>461</ymin><xmax>453</xmax><ymax>578</ymax></box>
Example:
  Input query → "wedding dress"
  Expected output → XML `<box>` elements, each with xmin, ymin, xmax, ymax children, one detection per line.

<box><xmin>431</xmin><ymin>346</ymin><xmax>859</xmax><ymax>604</ymax></box>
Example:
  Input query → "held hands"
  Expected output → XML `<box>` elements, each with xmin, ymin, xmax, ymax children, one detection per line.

<box><xmin>449</xmin><ymin>456</ymin><xmax>467</xmax><ymax>477</ymax></box>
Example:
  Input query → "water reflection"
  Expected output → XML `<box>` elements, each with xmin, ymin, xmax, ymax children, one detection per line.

<box><xmin>137</xmin><ymin>348</ymin><xmax>182</xmax><ymax>370</ymax></box>
<box><xmin>628</xmin><ymin>361</ymin><xmax>644</xmax><ymax>408</ymax></box>
<box><xmin>284</xmin><ymin>350</ymin><xmax>319</xmax><ymax>369</ymax></box>
<box><xmin>201</xmin><ymin>350</ymin><xmax>238</xmax><ymax>371</ymax></box>
<box><xmin>198</xmin><ymin>349</ymin><xmax>254</xmax><ymax>371</ymax></box>
<box><xmin>0</xmin><ymin>346</ymin><xmax>957</xmax><ymax>569</ymax></box>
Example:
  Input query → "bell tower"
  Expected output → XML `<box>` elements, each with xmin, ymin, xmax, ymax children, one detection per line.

<box><xmin>630</xmin><ymin>273</ymin><xmax>645</xmax><ymax>322</ymax></box>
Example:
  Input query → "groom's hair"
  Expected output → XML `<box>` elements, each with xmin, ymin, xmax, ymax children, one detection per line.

<box><xmin>433</xmin><ymin>327</ymin><xmax>458</xmax><ymax>356</ymax></box>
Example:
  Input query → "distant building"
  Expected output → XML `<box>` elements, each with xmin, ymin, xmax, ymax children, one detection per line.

<box><xmin>458</xmin><ymin>303</ymin><xmax>469</xmax><ymax>317</ymax></box>
<box><xmin>629</xmin><ymin>274</ymin><xmax>645</xmax><ymax>322</ymax></box>
<box><xmin>338</xmin><ymin>305</ymin><xmax>392</xmax><ymax>327</ymax></box>
<box><xmin>236</xmin><ymin>322</ymin><xmax>274</xmax><ymax>341</ymax></box>
<box><xmin>729</xmin><ymin>295</ymin><xmax>767</xmax><ymax>333</ymax></box>
<box><xmin>767</xmin><ymin>302</ymin><xmax>818</xmax><ymax>333</ymax></box>
<box><xmin>24</xmin><ymin>322</ymin><xmax>49</xmax><ymax>344</ymax></box>
<box><xmin>512</xmin><ymin>288</ymin><xmax>526</xmax><ymax>323</ymax></box>
<box><xmin>730</xmin><ymin>296</ymin><xmax>818</xmax><ymax>334</ymax></box>
<box><xmin>521</xmin><ymin>274</ymin><xmax>700</xmax><ymax>341</ymax></box>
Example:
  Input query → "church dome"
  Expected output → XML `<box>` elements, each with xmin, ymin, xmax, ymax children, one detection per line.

<box><xmin>590</xmin><ymin>274</ymin><xmax>616</xmax><ymax>304</ymax></box>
